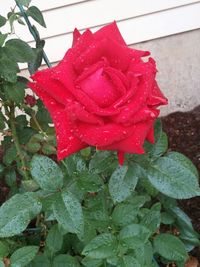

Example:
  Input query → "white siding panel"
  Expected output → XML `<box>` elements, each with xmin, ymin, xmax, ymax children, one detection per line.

<box><xmin>19</xmin><ymin>2</ymin><xmax>200</xmax><ymax>67</ymax></box>
<box><xmin>1</xmin><ymin>0</ymin><xmax>200</xmax><ymax>43</ymax></box>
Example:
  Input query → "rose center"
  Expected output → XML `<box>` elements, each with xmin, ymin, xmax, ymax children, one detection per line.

<box><xmin>79</xmin><ymin>68</ymin><xmax>120</xmax><ymax>108</ymax></box>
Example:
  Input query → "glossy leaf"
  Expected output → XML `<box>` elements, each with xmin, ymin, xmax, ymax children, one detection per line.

<box><xmin>27</xmin><ymin>6</ymin><xmax>46</xmax><ymax>27</ymax></box>
<box><xmin>46</xmin><ymin>224</ymin><xmax>63</xmax><ymax>254</ymax></box>
<box><xmin>16</xmin><ymin>0</ymin><xmax>31</xmax><ymax>7</ymax></box>
<box><xmin>30</xmin><ymin>155</ymin><xmax>63</xmax><ymax>191</ymax></box>
<box><xmin>119</xmin><ymin>224</ymin><xmax>151</xmax><ymax>249</ymax></box>
<box><xmin>10</xmin><ymin>246</ymin><xmax>38</xmax><ymax>267</ymax></box>
<box><xmin>82</xmin><ymin>233</ymin><xmax>118</xmax><ymax>259</ymax></box>
<box><xmin>118</xmin><ymin>255</ymin><xmax>141</xmax><ymax>267</ymax></box>
<box><xmin>52</xmin><ymin>255</ymin><xmax>80</xmax><ymax>267</ymax></box>
<box><xmin>4</xmin><ymin>81</ymin><xmax>25</xmax><ymax>104</ymax></box>
<box><xmin>112</xmin><ymin>203</ymin><xmax>138</xmax><ymax>226</ymax></box>
<box><xmin>0</xmin><ymin>193</ymin><xmax>42</xmax><ymax>237</ymax></box>
<box><xmin>147</xmin><ymin>152</ymin><xmax>200</xmax><ymax>198</ymax></box>
<box><xmin>109</xmin><ymin>163</ymin><xmax>140</xmax><ymax>203</ymax></box>
<box><xmin>82</xmin><ymin>257</ymin><xmax>103</xmax><ymax>267</ymax></box>
<box><xmin>153</xmin><ymin>233</ymin><xmax>188</xmax><ymax>261</ymax></box>
<box><xmin>0</xmin><ymin>15</ymin><xmax>6</xmax><ymax>27</ymax></box>
<box><xmin>5</xmin><ymin>39</ymin><xmax>34</xmax><ymax>63</ymax></box>
<box><xmin>53</xmin><ymin>190</ymin><xmax>84</xmax><ymax>237</ymax></box>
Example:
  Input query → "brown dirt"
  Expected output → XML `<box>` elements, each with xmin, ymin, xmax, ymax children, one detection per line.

<box><xmin>162</xmin><ymin>105</ymin><xmax>200</xmax><ymax>263</ymax></box>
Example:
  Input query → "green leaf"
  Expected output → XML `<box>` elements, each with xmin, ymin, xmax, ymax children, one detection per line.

<box><xmin>119</xmin><ymin>224</ymin><xmax>151</xmax><ymax>249</ymax></box>
<box><xmin>167</xmin><ymin>206</ymin><xmax>200</xmax><ymax>246</ymax></box>
<box><xmin>0</xmin><ymin>49</ymin><xmax>19</xmax><ymax>82</ymax></box>
<box><xmin>141</xmin><ymin>210</ymin><xmax>161</xmax><ymax>233</ymax></box>
<box><xmin>28</xmin><ymin>40</ymin><xmax>45</xmax><ymax>74</ymax></box>
<box><xmin>5</xmin><ymin>39</ymin><xmax>34</xmax><ymax>63</ymax></box>
<box><xmin>82</xmin><ymin>233</ymin><xmax>118</xmax><ymax>259</ymax></box>
<box><xmin>0</xmin><ymin>33</ymin><xmax>8</xmax><ymax>47</ymax></box>
<box><xmin>0</xmin><ymin>240</ymin><xmax>9</xmax><ymax>257</ymax></box>
<box><xmin>161</xmin><ymin>212</ymin><xmax>175</xmax><ymax>225</ymax></box>
<box><xmin>146</xmin><ymin>152</ymin><xmax>200</xmax><ymax>199</ymax></box>
<box><xmin>147</xmin><ymin>132</ymin><xmax>168</xmax><ymax>158</ymax></box>
<box><xmin>0</xmin><ymin>15</ymin><xmax>6</xmax><ymax>27</ymax></box>
<box><xmin>3</xmin><ymin>145</ymin><xmax>17</xmax><ymax>166</ymax></box>
<box><xmin>0</xmin><ymin>193</ymin><xmax>42</xmax><ymax>237</ymax></box>
<box><xmin>53</xmin><ymin>255</ymin><xmax>80</xmax><ymax>267</ymax></box>
<box><xmin>0</xmin><ymin>110</ymin><xmax>5</xmax><ymax>130</ymax></box>
<box><xmin>153</xmin><ymin>233</ymin><xmax>188</xmax><ymax>261</ymax></box>
<box><xmin>4</xmin><ymin>81</ymin><xmax>25</xmax><ymax>104</ymax></box>
<box><xmin>30</xmin><ymin>155</ymin><xmax>63</xmax><ymax>191</ymax></box>
<box><xmin>82</xmin><ymin>257</ymin><xmax>103</xmax><ymax>267</ymax></box>
<box><xmin>53</xmin><ymin>190</ymin><xmax>84</xmax><ymax>237</ymax></box>
<box><xmin>62</xmin><ymin>154</ymin><xmax>87</xmax><ymax>176</ymax></box>
<box><xmin>27</xmin><ymin>254</ymin><xmax>50</xmax><ymax>267</ymax></box>
<box><xmin>134</xmin><ymin>242</ymin><xmax>153</xmax><ymax>266</ymax></box>
<box><xmin>27</xmin><ymin>6</ymin><xmax>46</xmax><ymax>27</ymax></box>
<box><xmin>118</xmin><ymin>256</ymin><xmax>141</xmax><ymax>267</ymax></box>
<box><xmin>109</xmin><ymin>163</ymin><xmax>140</xmax><ymax>203</ymax></box>
<box><xmin>10</xmin><ymin>246</ymin><xmax>38</xmax><ymax>267</ymax></box>
<box><xmin>77</xmin><ymin>172</ymin><xmax>103</xmax><ymax>193</ymax></box>
<box><xmin>46</xmin><ymin>224</ymin><xmax>63</xmax><ymax>254</ymax></box>
<box><xmin>167</xmin><ymin>152</ymin><xmax>199</xmax><ymax>178</ymax></box>
<box><xmin>89</xmin><ymin>151</ymin><xmax>117</xmax><ymax>174</ymax></box>
<box><xmin>26</xmin><ymin>142</ymin><xmax>41</xmax><ymax>153</ymax></box>
<box><xmin>16</xmin><ymin>0</ymin><xmax>31</xmax><ymax>7</ymax></box>
<box><xmin>0</xmin><ymin>261</ymin><xmax>4</xmax><ymax>267</ymax></box>
<box><xmin>112</xmin><ymin>203</ymin><xmax>138</xmax><ymax>226</ymax></box>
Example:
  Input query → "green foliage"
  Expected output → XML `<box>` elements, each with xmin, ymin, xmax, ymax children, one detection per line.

<box><xmin>26</xmin><ymin>6</ymin><xmax>46</xmax><ymax>27</ymax></box>
<box><xmin>0</xmin><ymin>15</ymin><xmax>6</xmax><ymax>27</ymax></box>
<box><xmin>5</xmin><ymin>39</ymin><xmax>34</xmax><ymax>63</ymax></box>
<box><xmin>147</xmin><ymin>152</ymin><xmax>200</xmax><ymax>198</ymax></box>
<box><xmin>10</xmin><ymin>246</ymin><xmax>39</xmax><ymax>267</ymax></box>
<box><xmin>154</xmin><ymin>233</ymin><xmax>188</xmax><ymax>261</ymax></box>
<box><xmin>0</xmin><ymin>2</ymin><xmax>199</xmax><ymax>266</ymax></box>
<box><xmin>108</xmin><ymin>163</ymin><xmax>140</xmax><ymax>203</ymax></box>
<box><xmin>0</xmin><ymin>193</ymin><xmax>42</xmax><ymax>237</ymax></box>
<box><xmin>30</xmin><ymin>155</ymin><xmax>63</xmax><ymax>191</ymax></box>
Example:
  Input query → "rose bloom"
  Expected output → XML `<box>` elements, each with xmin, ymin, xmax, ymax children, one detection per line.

<box><xmin>28</xmin><ymin>22</ymin><xmax>167</xmax><ymax>164</ymax></box>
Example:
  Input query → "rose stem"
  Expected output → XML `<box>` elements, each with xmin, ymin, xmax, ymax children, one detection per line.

<box><xmin>15</xmin><ymin>2</ymin><xmax>52</xmax><ymax>68</ymax></box>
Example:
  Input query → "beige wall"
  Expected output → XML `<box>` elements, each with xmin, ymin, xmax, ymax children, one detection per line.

<box><xmin>133</xmin><ymin>29</ymin><xmax>200</xmax><ymax>115</ymax></box>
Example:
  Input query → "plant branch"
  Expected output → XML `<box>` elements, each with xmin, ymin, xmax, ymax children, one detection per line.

<box><xmin>15</xmin><ymin>2</ymin><xmax>52</xmax><ymax>68</ymax></box>
<box><xmin>8</xmin><ymin>104</ymin><xmax>29</xmax><ymax>180</ymax></box>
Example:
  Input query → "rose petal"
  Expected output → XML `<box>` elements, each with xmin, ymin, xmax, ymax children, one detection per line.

<box><xmin>148</xmin><ymin>81</ymin><xmax>168</xmax><ymax>107</ymax></box>
<box><xmin>124</xmin><ymin>107</ymin><xmax>160</xmax><ymax>125</ymax></box>
<box><xmin>146</xmin><ymin>126</ymin><xmax>155</xmax><ymax>143</ymax></box>
<box><xmin>117</xmin><ymin>151</ymin><xmax>125</xmax><ymax>165</ymax></box>
<box><xmin>31</xmin><ymin>65</ymin><xmax>75</xmax><ymax>106</ymax></box>
<box><xmin>66</xmin><ymin>101</ymin><xmax>103</xmax><ymax>125</ymax></box>
<box><xmin>114</xmin><ymin>75</ymin><xmax>153</xmax><ymax>123</ymax></box>
<box><xmin>98</xmin><ymin>120</ymin><xmax>154</xmax><ymax>153</ymax></box>
<box><xmin>80</xmin><ymin>67</ymin><xmax>120</xmax><ymax>108</ymax></box>
<box><xmin>94</xmin><ymin>21</ymin><xmax>126</xmax><ymax>46</ymax></box>
<box><xmin>72</xmin><ymin>88</ymin><xmax>121</xmax><ymax>116</ymax></box>
<box><xmin>28</xmin><ymin>83</ymin><xmax>87</xmax><ymax>160</ymax></box>
<box><xmin>72</xmin><ymin>28</ymin><xmax>81</xmax><ymax>47</ymax></box>
<box><xmin>74</xmin><ymin>38</ymin><xmax>134</xmax><ymax>73</ymax></box>
<box><xmin>103</xmin><ymin>66</ymin><xmax>127</xmax><ymax>95</ymax></box>
<box><xmin>73</xmin><ymin>122</ymin><xmax>134</xmax><ymax>146</ymax></box>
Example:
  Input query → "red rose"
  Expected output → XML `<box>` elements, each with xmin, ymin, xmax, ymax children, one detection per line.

<box><xmin>24</xmin><ymin>94</ymin><xmax>37</xmax><ymax>107</ymax></box>
<box><xmin>28</xmin><ymin>22</ymin><xmax>167</xmax><ymax>164</ymax></box>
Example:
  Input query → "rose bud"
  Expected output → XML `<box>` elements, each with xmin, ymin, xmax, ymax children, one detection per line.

<box><xmin>24</xmin><ymin>94</ymin><xmax>37</xmax><ymax>107</ymax></box>
<box><xmin>28</xmin><ymin>22</ymin><xmax>168</xmax><ymax>165</ymax></box>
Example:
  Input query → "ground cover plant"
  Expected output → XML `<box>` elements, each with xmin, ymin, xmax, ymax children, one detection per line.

<box><xmin>0</xmin><ymin>1</ymin><xmax>199</xmax><ymax>266</ymax></box>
